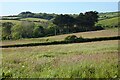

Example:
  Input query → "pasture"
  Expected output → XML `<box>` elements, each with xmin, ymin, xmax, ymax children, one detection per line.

<box><xmin>20</xmin><ymin>18</ymin><xmax>48</xmax><ymax>22</ymax></box>
<box><xmin>96</xmin><ymin>17</ymin><xmax>119</xmax><ymax>28</ymax></box>
<box><xmin>1</xmin><ymin>40</ymin><xmax>119</xmax><ymax>78</ymax></box>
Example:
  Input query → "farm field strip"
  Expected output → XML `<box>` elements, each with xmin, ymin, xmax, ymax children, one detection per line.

<box><xmin>2</xmin><ymin>29</ymin><xmax>118</xmax><ymax>46</ymax></box>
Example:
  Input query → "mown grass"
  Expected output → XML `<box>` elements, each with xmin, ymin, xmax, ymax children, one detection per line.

<box><xmin>2</xmin><ymin>40</ymin><xmax>119</xmax><ymax>78</ymax></box>
<box><xmin>2</xmin><ymin>28</ymin><xmax>118</xmax><ymax>46</ymax></box>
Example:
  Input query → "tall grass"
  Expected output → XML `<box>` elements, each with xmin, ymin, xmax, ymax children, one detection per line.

<box><xmin>2</xmin><ymin>40</ymin><xmax>119</xmax><ymax>78</ymax></box>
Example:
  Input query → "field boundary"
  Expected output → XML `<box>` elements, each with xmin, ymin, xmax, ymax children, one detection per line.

<box><xmin>1</xmin><ymin>36</ymin><xmax>120</xmax><ymax>48</ymax></box>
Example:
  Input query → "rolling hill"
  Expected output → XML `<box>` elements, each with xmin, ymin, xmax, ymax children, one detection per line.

<box><xmin>96</xmin><ymin>17</ymin><xmax>119</xmax><ymax>28</ymax></box>
<box><xmin>98</xmin><ymin>12</ymin><xmax>118</xmax><ymax>20</ymax></box>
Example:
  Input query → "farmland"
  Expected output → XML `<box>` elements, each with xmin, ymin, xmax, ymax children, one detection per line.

<box><xmin>1</xmin><ymin>28</ymin><xmax>119</xmax><ymax>78</ymax></box>
<box><xmin>2</xmin><ymin>28</ymin><xmax>118</xmax><ymax>46</ymax></box>
<box><xmin>96</xmin><ymin>17</ymin><xmax>119</xmax><ymax>28</ymax></box>
<box><xmin>2</xmin><ymin>40</ymin><xmax>119</xmax><ymax>78</ymax></box>
<box><xmin>1</xmin><ymin>11</ymin><xmax>119</xmax><ymax>78</ymax></box>
<box><xmin>20</xmin><ymin>18</ymin><xmax>48</xmax><ymax>22</ymax></box>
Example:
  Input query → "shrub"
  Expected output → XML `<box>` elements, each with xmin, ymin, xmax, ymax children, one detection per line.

<box><xmin>64</xmin><ymin>35</ymin><xmax>78</xmax><ymax>42</ymax></box>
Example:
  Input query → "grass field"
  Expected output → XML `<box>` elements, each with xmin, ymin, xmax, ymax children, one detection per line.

<box><xmin>98</xmin><ymin>12</ymin><xmax>118</xmax><ymax>20</ymax></box>
<box><xmin>20</xmin><ymin>18</ymin><xmax>48</xmax><ymax>22</ymax></box>
<box><xmin>96</xmin><ymin>17</ymin><xmax>119</xmax><ymax>28</ymax></box>
<box><xmin>1</xmin><ymin>40</ymin><xmax>119</xmax><ymax>78</ymax></box>
<box><xmin>0</xmin><ymin>20</ymin><xmax>21</xmax><ymax>24</ymax></box>
<box><xmin>2</xmin><ymin>28</ymin><xmax>118</xmax><ymax>46</ymax></box>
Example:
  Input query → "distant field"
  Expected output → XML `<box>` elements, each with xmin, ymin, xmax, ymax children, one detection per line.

<box><xmin>96</xmin><ymin>17</ymin><xmax>119</xmax><ymax>28</ymax></box>
<box><xmin>0</xmin><ymin>20</ymin><xmax>21</xmax><ymax>25</ymax></box>
<box><xmin>0</xmin><ymin>18</ymin><xmax>48</xmax><ymax>25</ymax></box>
<box><xmin>98</xmin><ymin>12</ymin><xmax>118</xmax><ymax>20</ymax></box>
<box><xmin>2</xmin><ymin>28</ymin><xmax>118</xmax><ymax>46</ymax></box>
<box><xmin>20</xmin><ymin>18</ymin><xmax>48</xmax><ymax>22</ymax></box>
<box><xmin>2</xmin><ymin>40</ymin><xmax>119</xmax><ymax>78</ymax></box>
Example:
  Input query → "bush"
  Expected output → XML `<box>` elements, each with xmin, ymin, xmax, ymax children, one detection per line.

<box><xmin>64</xmin><ymin>35</ymin><xmax>78</xmax><ymax>42</ymax></box>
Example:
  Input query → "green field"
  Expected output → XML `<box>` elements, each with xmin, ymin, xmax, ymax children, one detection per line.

<box><xmin>96</xmin><ymin>17</ymin><xmax>119</xmax><ymax>28</ymax></box>
<box><xmin>98</xmin><ymin>12</ymin><xmax>118</xmax><ymax>20</ymax></box>
<box><xmin>2</xmin><ymin>28</ymin><xmax>118</xmax><ymax>46</ymax></box>
<box><xmin>20</xmin><ymin>18</ymin><xmax>48</xmax><ymax>22</ymax></box>
<box><xmin>2</xmin><ymin>40</ymin><xmax>119</xmax><ymax>78</ymax></box>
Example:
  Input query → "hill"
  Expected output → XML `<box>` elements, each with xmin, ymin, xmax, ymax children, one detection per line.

<box><xmin>96</xmin><ymin>17</ymin><xmax>119</xmax><ymax>28</ymax></box>
<box><xmin>98</xmin><ymin>12</ymin><xmax>118</xmax><ymax>20</ymax></box>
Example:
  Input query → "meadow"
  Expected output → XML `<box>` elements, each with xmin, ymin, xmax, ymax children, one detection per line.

<box><xmin>1</xmin><ymin>40</ymin><xmax>119</xmax><ymax>78</ymax></box>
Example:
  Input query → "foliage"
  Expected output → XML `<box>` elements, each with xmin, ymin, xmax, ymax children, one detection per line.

<box><xmin>33</xmin><ymin>25</ymin><xmax>45</xmax><ymax>38</ymax></box>
<box><xmin>76</xmin><ymin>11</ymin><xmax>99</xmax><ymax>31</ymax></box>
<box><xmin>11</xmin><ymin>21</ymin><xmax>35</xmax><ymax>39</ymax></box>
<box><xmin>11</xmin><ymin>24</ymin><xmax>22</xmax><ymax>39</ymax></box>
<box><xmin>18</xmin><ymin>11</ymin><xmax>57</xmax><ymax>20</ymax></box>
<box><xmin>2</xmin><ymin>11</ymin><xmax>119</xmax><ymax>40</ymax></box>
<box><xmin>2</xmin><ymin>22</ymin><xmax>13</xmax><ymax>40</ymax></box>
<box><xmin>64</xmin><ymin>35</ymin><xmax>78</xmax><ymax>42</ymax></box>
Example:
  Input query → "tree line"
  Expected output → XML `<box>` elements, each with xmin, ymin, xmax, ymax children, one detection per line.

<box><xmin>1</xmin><ymin>11</ymin><xmax>103</xmax><ymax>40</ymax></box>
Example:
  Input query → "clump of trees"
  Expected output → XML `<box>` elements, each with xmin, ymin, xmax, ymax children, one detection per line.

<box><xmin>2</xmin><ymin>22</ymin><xmax>13</xmax><ymax>40</ymax></box>
<box><xmin>53</xmin><ymin>11</ymin><xmax>100</xmax><ymax>33</ymax></box>
<box><xmin>2</xmin><ymin>21</ymin><xmax>45</xmax><ymax>40</ymax></box>
<box><xmin>18</xmin><ymin>11</ymin><xmax>56</xmax><ymax>20</ymax></box>
<box><xmin>2</xmin><ymin>11</ymin><xmax>103</xmax><ymax>40</ymax></box>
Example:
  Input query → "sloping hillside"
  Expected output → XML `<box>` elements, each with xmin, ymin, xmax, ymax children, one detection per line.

<box><xmin>20</xmin><ymin>18</ymin><xmax>48</xmax><ymax>22</ymax></box>
<box><xmin>96</xmin><ymin>17</ymin><xmax>119</xmax><ymax>28</ymax></box>
<box><xmin>98</xmin><ymin>12</ymin><xmax>118</xmax><ymax>20</ymax></box>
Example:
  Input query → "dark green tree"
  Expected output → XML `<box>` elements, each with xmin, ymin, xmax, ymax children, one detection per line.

<box><xmin>2</xmin><ymin>22</ymin><xmax>13</xmax><ymax>40</ymax></box>
<box><xmin>33</xmin><ymin>25</ymin><xmax>45</xmax><ymax>38</ymax></box>
<box><xmin>53</xmin><ymin>14</ymin><xmax>75</xmax><ymax>34</ymax></box>
<box><xmin>76</xmin><ymin>11</ymin><xmax>99</xmax><ymax>31</ymax></box>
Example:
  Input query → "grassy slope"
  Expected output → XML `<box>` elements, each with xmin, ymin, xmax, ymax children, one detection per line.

<box><xmin>2</xmin><ymin>40</ymin><xmax>119</xmax><ymax>78</ymax></box>
<box><xmin>20</xmin><ymin>18</ymin><xmax>48</xmax><ymax>22</ymax></box>
<box><xmin>98</xmin><ymin>12</ymin><xmax>118</xmax><ymax>20</ymax></box>
<box><xmin>2</xmin><ymin>28</ymin><xmax>118</xmax><ymax>46</ymax></box>
<box><xmin>96</xmin><ymin>17</ymin><xmax>119</xmax><ymax>28</ymax></box>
